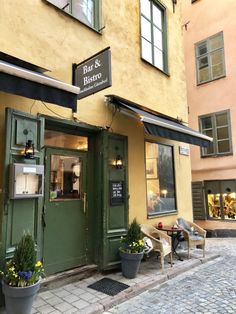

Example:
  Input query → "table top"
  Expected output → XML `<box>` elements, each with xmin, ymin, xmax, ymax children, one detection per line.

<box><xmin>156</xmin><ymin>225</ymin><xmax>183</xmax><ymax>232</ymax></box>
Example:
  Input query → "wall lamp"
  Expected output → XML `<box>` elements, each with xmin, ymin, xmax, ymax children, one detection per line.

<box><xmin>24</xmin><ymin>139</ymin><xmax>35</xmax><ymax>159</ymax></box>
<box><xmin>115</xmin><ymin>155</ymin><xmax>123</xmax><ymax>169</ymax></box>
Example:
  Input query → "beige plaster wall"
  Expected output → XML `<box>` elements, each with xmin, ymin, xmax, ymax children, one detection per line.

<box><xmin>0</xmin><ymin>0</ymin><xmax>192</xmax><ymax>225</ymax></box>
<box><xmin>182</xmin><ymin>0</ymin><xmax>236</xmax><ymax>181</ymax></box>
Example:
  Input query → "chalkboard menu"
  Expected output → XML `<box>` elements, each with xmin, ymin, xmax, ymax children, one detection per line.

<box><xmin>110</xmin><ymin>181</ymin><xmax>124</xmax><ymax>205</ymax></box>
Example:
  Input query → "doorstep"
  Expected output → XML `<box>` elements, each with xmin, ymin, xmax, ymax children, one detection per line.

<box><xmin>40</xmin><ymin>264</ymin><xmax>99</xmax><ymax>291</ymax></box>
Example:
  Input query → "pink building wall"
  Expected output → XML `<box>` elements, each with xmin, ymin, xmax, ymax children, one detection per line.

<box><xmin>182</xmin><ymin>0</ymin><xmax>236</xmax><ymax>182</ymax></box>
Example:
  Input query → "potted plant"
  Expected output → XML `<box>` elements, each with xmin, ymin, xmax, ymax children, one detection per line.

<box><xmin>119</xmin><ymin>218</ymin><xmax>144</xmax><ymax>279</ymax></box>
<box><xmin>0</xmin><ymin>234</ymin><xmax>45</xmax><ymax>314</ymax></box>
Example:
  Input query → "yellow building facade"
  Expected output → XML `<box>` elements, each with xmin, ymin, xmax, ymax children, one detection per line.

<box><xmin>0</xmin><ymin>0</ymin><xmax>210</xmax><ymax>279</ymax></box>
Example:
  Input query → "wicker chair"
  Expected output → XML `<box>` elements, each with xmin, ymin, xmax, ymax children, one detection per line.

<box><xmin>176</xmin><ymin>218</ymin><xmax>206</xmax><ymax>259</ymax></box>
<box><xmin>141</xmin><ymin>224</ymin><xmax>172</xmax><ymax>270</ymax></box>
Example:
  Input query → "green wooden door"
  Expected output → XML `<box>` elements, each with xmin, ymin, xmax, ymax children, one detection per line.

<box><xmin>43</xmin><ymin>148</ymin><xmax>87</xmax><ymax>274</ymax></box>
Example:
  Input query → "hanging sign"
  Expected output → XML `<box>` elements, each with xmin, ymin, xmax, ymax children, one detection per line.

<box><xmin>74</xmin><ymin>47</ymin><xmax>112</xmax><ymax>100</ymax></box>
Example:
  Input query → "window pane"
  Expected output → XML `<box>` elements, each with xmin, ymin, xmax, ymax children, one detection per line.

<box><xmin>208</xmin><ymin>193</ymin><xmax>221</xmax><ymax>219</ymax></box>
<box><xmin>141</xmin><ymin>0</ymin><xmax>151</xmax><ymax>19</ymax></box>
<box><xmin>199</xmin><ymin>67</ymin><xmax>210</xmax><ymax>83</ymax></box>
<box><xmin>216</xmin><ymin>113</ymin><xmax>227</xmax><ymax>126</ymax></box>
<box><xmin>204</xmin><ymin>129</ymin><xmax>213</xmax><ymax>137</ymax></box>
<box><xmin>199</xmin><ymin>56</ymin><xmax>209</xmax><ymax>69</ymax></box>
<box><xmin>141</xmin><ymin>16</ymin><xmax>152</xmax><ymax>41</ymax></box>
<box><xmin>204</xmin><ymin>143</ymin><xmax>214</xmax><ymax>155</ymax></box>
<box><xmin>223</xmin><ymin>192</ymin><xmax>236</xmax><ymax>221</ymax></box>
<box><xmin>154</xmin><ymin>27</ymin><xmax>163</xmax><ymax>50</ymax></box>
<box><xmin>211</xmin><ymin>50</ymin><xmax>224</xmax><ymax>78</ymax></box>
<box><xmin>142</xmin><ymin>38</ymin><xmax>152</xmax><ymax>63</ymax></box>
<box><xmin>197</xmin><ymin>42</ymin><xmax>207</xmax><ymax>56</ymax></box>
<box><xmin>50</xmin><ymin>155</ymin><xmax>82</xmax><ymax>200</ymax></box>
<box><xmin>72</xmin><ymin>0</ymin><xmax>94</xmax><ymax>27</ymax></box>
<box><xmin>218</xmin><ymin>140</ymin><xmax>230</xmax><ymax>153</ymax></box>
<box><xmin>152</xmin><ymin>4</ymin><xmax>162</xmax><ymax>29</ymax></box>
<box><xmin>201</xmin><ymin>117</ymin><xmax>212</xmax><ymax>129</ymax></box>
<box><xmin>146</xmin><ymin>142</ymin><xmax>176</xmax><ymax>216</ymax></box>
<box><xmin>45</xmin><ymin>130</ymin><xmax>88</xmax><ymax>151</ymax></box>
<box><xmin>217</xmin><ymin>127</ymin><xmax>229</xmax><ymax>140</ymax></box>
<box><xmin>154</xmin><ymin>47</ymin><xmax>163</xmax><ymax>70</ymax></box>
<box><xmin>209</xmin><ymin>34</ymin><xmax>222</xmax><ymax>51</ymax></box>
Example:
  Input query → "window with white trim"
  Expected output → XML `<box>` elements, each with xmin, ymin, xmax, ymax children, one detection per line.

<box><xmin>140</xmin><ymin>0</ymin><xmax>168</xmax><ymax>72</ymax></box>
<box><xmin>195</xmin><ymin>32</ymin><xmax>226</xmax><ymax>84</ymax></box>
<box><xmin>199</xmin><ymin>110</ymin><xmax>232</xmax><ymax>156</ymax></box>
<box><xmin>46</xmin><ymin>0</ymin><xmax>101</xmax><ymax>31</ymax></box>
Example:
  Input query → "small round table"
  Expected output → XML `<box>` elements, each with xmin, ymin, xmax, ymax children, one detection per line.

<box><xmin>156</xmin><ymin>225</ymin><xmax>184</xmax><ymax>261</ymax></box>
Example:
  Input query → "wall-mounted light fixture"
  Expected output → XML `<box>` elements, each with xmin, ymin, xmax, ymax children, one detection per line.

<box><xmin>24</xmin><ymin>139</ymin><xmax>35</xmax><ymax>159</ymax></box>
<box><xmin>115</xmin><ymin>155</ymin><xmax>123</xmax><ymax>169</ymax></box>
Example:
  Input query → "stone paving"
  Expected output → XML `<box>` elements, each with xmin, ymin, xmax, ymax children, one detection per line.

<box><xmin>1</xmin><ymin>238</ymin><xmax>234</xmax><ymax>314</ymax></box>
<box><xmin>105</xmin><ymin>238</ymin><xmax>236</xmax><ymax>314</ymax></box>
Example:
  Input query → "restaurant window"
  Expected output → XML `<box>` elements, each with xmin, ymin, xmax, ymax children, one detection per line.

<box><xmin>45</xmin><ymin>0</ymin><xmax>101</xmax><ymax>31</ymax></box>
<box><xmin>206</xmin><ymin>180</ymin><xmax>236</xmax><ymax>221</ymax></box>
<box><xmin>199</xmin><ymin>110</ymin><xmax>232</xmax><ymax>157</ymax></box>
<box><xmin>140</xmin><ymin>0</ymin><xmax>168</xmax><ymax>72</ymax></box>
<box><xmin>195</xmin><ymin>32</ymin><xmax>225</xmax><ymax>84</ymax></box>
<box><xmin>145</xmin><ymin>141</ymin><xmax>176</xmax><ymax>217</ymax></box>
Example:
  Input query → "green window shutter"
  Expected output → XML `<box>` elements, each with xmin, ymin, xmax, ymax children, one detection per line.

<box><xmin>192</xmin><ymin>181</ymin><xmax>206</xmax><ymax>220</ymax></box>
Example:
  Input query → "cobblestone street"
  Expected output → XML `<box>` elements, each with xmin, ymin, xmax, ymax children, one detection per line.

<box><xmin>104</xmin><ymin>238</ymin><xmax>236</xmax><ymax>314</ymax></box>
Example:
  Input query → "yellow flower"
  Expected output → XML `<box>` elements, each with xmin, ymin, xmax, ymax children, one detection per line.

<box><xmin>35</xmin><ymin>261</ymin><xmax>42</xmax><ymax>267</ymax></box>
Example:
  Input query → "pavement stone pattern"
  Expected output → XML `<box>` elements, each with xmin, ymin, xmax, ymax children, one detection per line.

<box><xmin>105</xmin><ymin>238</ymin><xmax>236</xmax><ymax>314</ymax></box>
<box><xmin>0</xmin><ymin>238</ymin><xmax>235</xmax><ymax>314</ymax></box>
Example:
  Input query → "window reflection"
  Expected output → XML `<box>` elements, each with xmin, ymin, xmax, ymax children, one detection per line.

<box><xmin>50</xmin><ymin>155</ymin><xmax>82</xmax><ymax>200</ymax></box>
<box><xmin>145</xmin><ymin>142</ymin><xmax>176</xmax><ymax>216</ymax></box>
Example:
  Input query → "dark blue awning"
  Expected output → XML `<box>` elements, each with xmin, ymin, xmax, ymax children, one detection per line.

<box><xmin>106</xmin><ymin>95</ymin><xmax>213</xmax><ymax>147</ymax></box>
<box><xmin>0</xmin><ymin>56</ymin><xmax>80</xmax><ymax>111</ymax></box>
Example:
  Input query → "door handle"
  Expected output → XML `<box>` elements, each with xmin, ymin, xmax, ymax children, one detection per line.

<box><xmin>83</xmin><ymin>192</ymin><xmax>87</xmax><ymax>214</ymax></box>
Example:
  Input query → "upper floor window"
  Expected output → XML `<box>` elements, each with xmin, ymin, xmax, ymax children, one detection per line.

<box><xmin>145</xmin><ymin>141</ymin><xmax>176</xmax><ymax>217</ymax></box>
<box><xmin>199</xmin><ymin>110</ymin><xmax>232</xmax><ymax>157</ymax></box>
<box><xmin>46</xmin><ymin>0</ymin><xmax>101</xmax><ymax>31</ymax></box>
<box><xmin>140</xmin><ymin>0</ymin><xmax>168</xmax><ymax>73</ymax></box>
<box><xmin>195</xmin><ymin>32</ymin><xmax>226</xmax><ymax>84</ymax></box>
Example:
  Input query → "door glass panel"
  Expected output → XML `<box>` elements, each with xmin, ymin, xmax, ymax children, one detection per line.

<box><xmin>50</xmin><ymin>155</ymin><xmax>82</xmax><ymax>200</ymax></box>
<box><xmin>45</xmin><ymin>130</ymin><xmax>88</xmax><ymax>151</ymax></box>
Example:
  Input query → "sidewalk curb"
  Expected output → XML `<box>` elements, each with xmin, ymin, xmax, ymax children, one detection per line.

<box><xmin>88</xmin><ymin>253</ymin><xmax>220</xmax><ymax>314</ymax></box>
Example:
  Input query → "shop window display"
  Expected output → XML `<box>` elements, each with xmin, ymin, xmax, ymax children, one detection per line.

<box><xmin>207</xmin><ymin>188</ymin><xmax>236</xmax><ymax>220</ymax></box>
